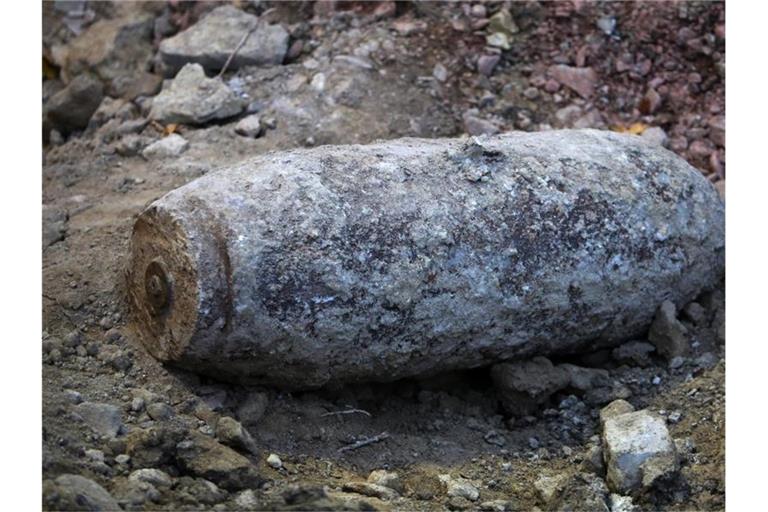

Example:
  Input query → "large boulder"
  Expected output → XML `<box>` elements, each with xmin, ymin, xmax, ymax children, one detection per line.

<box><xmin>149</xmin><ymin>63</ymin><xmax>245</xmax><ymax>125</ymax></box>
<box><xmin>159</xmin><ymin>5</ymin><xmax>289</xmax><ymax>75</ymax></box>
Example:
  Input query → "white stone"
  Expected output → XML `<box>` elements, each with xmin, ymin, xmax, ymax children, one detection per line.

<box><xmin>142</xmin><ymin>134</ymin><xmax>189</xmax><ymax>159</ymax></box>
<box><xmin>602</xmin><ymin>409</ymin><xmax>678</xmax><ymax>493</ymax></box>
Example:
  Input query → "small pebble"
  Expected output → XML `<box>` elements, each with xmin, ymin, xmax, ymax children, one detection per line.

<box><xmin>267</xmin><ymin>453</ymin><xmax>283</xmax><ymax>469</ymax></box>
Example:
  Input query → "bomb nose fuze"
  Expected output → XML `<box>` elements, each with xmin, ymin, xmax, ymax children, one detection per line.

<box><xmin>127</xmin><ymin>129</ymin><xmax>725</xmax><ymax>388</ymax></box>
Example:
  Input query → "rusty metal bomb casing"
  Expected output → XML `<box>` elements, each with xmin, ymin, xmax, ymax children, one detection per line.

<box><xmin>127</xmin><ymin>130</ymin><xmax>725</xmax><ymax>388</ymax></box>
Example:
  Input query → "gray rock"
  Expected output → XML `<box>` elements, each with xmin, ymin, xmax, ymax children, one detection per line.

<box><xmin>142</xmin><ymin>134</ymin><xmax>190</xmax><ymax>159</ymax></box>
<box><xmin>477</xmin><ymin>54</ymin><xmax>501</xmax><ymax>76</ymax></box>
<box><xmin>42</xmin><ymin>205</ymin><xmax>68</xmax><ymax>248</ymax></box>
<box><xmin>612</xmin><ymin>341</ymin><xmax>656</xmax><ymax>367</ymax></box>
<box><xmin>602</xmin><ymin>409</ymin><xmax>678</xmax><ymax>493</ymax></box>
<box><xmin>159</xmin><ymin>5</ymin><xmax>289</xmax><ymax>75</ymax></box>
<box><xmin>439</xmin><ymin>474</ymin><xmax>480</xmax><ymax>501</ymax></box>
<box><xmin>127</xmin><ymin>130</ymin><xmax>725</xmax><ymax>388</ymax></box>
<box><xmin>146</xmin><ymin>402</ymin><xmax>174</xmax><ymax>421</ymax></box>
<box><xmin>367</xmin><ymin>469</ymin><xmax>404</xmax><ymax>493</ymax></box>
<box><xmin>175</xmin><ymin>432</ymin><xmax>262</xmax><ymax>490</ymax></box>
<box><xmin>491</xmin><ymin>357</ymin><xmax>570</xmax><ymax>415</ymax></box>
<box><xmin>681</xmin><ymin>301</ymin><xmax>707</xmax><ymax>326</ymax></box>
<box><xmin>129</xmin><ymin>468</ymin><xmax>173</xmax><ymax>488</ymax></box>
<box><xmin>648</xmin><ymin>300</ymin><xmax>689</xmax><ymax>359</ymax></box>
<box><xmin>342</xmin><ymin>481</ymin><xmax>399</xmax><ymax>500</ymax></box>
<box><xmin>75</xmin><ymin>402</ymin><xmax>124</xmax><ymax>437</ymax></box>
<box><xmin>52</xmin><ymin>474</ymin><xmax>121</xmax><ymax>511</ymax></box>
<box><xmin>640</xmin><ymin>127</ymin><xmax>668</xmax><ymax>147</ymax></box>
<box><xmin>149</xmin><ymin>63</ymin><xmax>245</xmax><ymax>125</ymax></box>
<box><xmin>114</xmin><ymin>479</ymin><xmax>160</xmax><ymax>507</ymax></box>
<box><xmin>433</xmin><ymin>62</ymin><xmax>448</xmax><ymax>82</ymax></box>
<box><xmin>215</xmin><ymin>416</ymin><xmax>258</xmax><ymax>455</ymax></box>
<box><xmin>597</xmin><ymin>17</ymin><xmax>617</xmax><ymax>36</ymax></box>
<box><xmin>234</xmin><ymin>114</ymin><xmax>263</xmax><ymax>138</ymax></box>
<box><xmin>45</xmin><ymin>74</ymin><xmax>104</xmax><ymax>134</ymax></box>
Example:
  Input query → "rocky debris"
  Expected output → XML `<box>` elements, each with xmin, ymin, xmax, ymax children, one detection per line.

<box><xmin>236</xmin><ymin>391</ymin><xmax>269</xmax><ymax>426</ymax></box>
<box><xmin>175</xmin><ymin>432</ymin><xmax>262</xmax><ymax>490</ymax></box>
<box><xmin>342</xmin><ymin>481</ymin><xmax>399</xmax><ymax>500</ymax></box>
<box><xmin>234</xmin><ymin>114</ymin><xmax>264</xmax><ymax>138</ymax></box>
<box><xmin>114</xmin><ymin>478</ymin><xmax>161</xmax><ymax>507</ymax></box>
<box><xmin>215</xmin><ymin>416</ymin><xmax>258</xmax><ymax>455</ymax></box>
<box><xmin>602</xmin><ymin>404</ymin><xmax>678</xmax><ymax>494</ymax></box>
<box><xmin>612</xmin><ymin>341</ymin><xmax>657</xmax><ymax>367</ymax></box>
<box><xmin>149</xmin><ymin>63</ymin><xmax>245</xmax><ymax>125</ymax></box>
<box><xmin>88</xmin><ymin>97</ymin><xmax>137</xmax><ymax>130</ymax></box>
<box><xmin>159</xmin><ymin>5</ymin><xmax>289</xmax><ymax>75</ymax></box>
<box><xmin>391</xmin><ymin>18</ymin><xmax>428</xmax><ymax>36</ymax></box>
<box><xmin>146</xmin><ymin>402</ymin><xmax>175</xmax><ymax>421</ymax></box>
<box><xmin>129</xmin><ymin>468</ymin><xmax>173</xmax><ymax>488</ymax></box>
<box><xmin>235</xmin><ymin>489</ymin><xmax>260</xmax><ymax>509</ymax></box>
<box><xmin>55</xmin><ymin>14</ymin><xmax>154</xmax><ymax>95</ymax></box>
<box><xmin>176</xmin><ymin>477</ymin><xmax>228</xmax><ymax>506</ymax></box>
<box><xmin>479</xmin><ymin>499</ymin><xmax>522</xmax><ymax>512</ymax></box>
<box><xmin>125</xmin><ymin>425</ymin><xmax>185</xmax><ymax>468</ymax></box>
<box><xmin>266</xmin><ymin>453</ymin><xmax>283</xmax><ymax>469</ymax></box>
<box><xmin>610</xmin><ymin>493</ymin><xmax>639</xmax><ymax>512</ymax></box>
<box><xmin>535</xmin><ymin>472</ymin><xmax>609</xmax><ymax>511</ymax></box>
<box><xmin>548</xmin><ymin>65</ymin><xmax>598</xmax><ymax>99</ymax></box>
<box><xmin>368</xmin><ymin>469</ymin><xmax>404</xmax><ymax>494</ymax></box>
<box><xmin>462</xmin><ymin>110</ymin><xmax>501</xmax><ymax>135</ymax></box>
<box><xmin>45</xmin><ymin>474</ymin><xmax>121</xmax><ymax>511</ymax></box>
<box><xmin>439</xmin><ymin>474</ymin><xmax>480</xmax><ymax>501</ymax></box>
<box><xmin>75</xmin><ymin>401</ymin><xmax>124</xmax><ymax>438</ymax></box>
<box><xmin>583</xmin><ymin>443</ymin><xmax>606</xmax><ymax>476</ymax></box>
<box><xmin>141</xmin><ymin>134</ymin><xmax>189</xmax><ymax>159</ymax></box>
<box><xmin>42</xmin><ymin>205</ymin><xmax>68</xmax><ymax>248</ymax></box>
<box><xmin>648</xmin><ymin>301</ymin><xmax>690</xmax><ymax>359</ymax></box>
<box><xmin>45</xmin><ymin>74</ymin><xmax>104</xmax><ymax>134</ymax></box>
<box><xmin>491</xmin><ymin>357</ymin><xmax>570</xmax><ymax>414</ymax></box>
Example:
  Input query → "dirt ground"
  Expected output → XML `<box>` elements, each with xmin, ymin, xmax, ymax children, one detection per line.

<box><xmin>42</xmin><ymin>1</ymin><xmax>725</xmax><ymax>510</ymax></box>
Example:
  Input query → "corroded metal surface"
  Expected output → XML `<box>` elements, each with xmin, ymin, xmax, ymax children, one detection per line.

<box><xmin>127</xmin><ymin>130</ymin><xmax>725</xmax><ymax>388</ymax></box>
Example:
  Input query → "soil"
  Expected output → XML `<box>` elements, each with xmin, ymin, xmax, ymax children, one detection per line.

<box><xmin>42</xmin><ymin>2</ymin><xmax>725</xmax><ymax>511</ymax></box>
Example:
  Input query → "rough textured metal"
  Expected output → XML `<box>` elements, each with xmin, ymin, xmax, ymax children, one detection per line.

<box><xmin>127</xmin><ymin>130</ymin><xmax>724</xmax><ymax>388</ymax></box>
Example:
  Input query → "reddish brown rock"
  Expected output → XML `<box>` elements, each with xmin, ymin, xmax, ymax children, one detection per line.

<box><xmin>548</xmin><ymin>65</ymin><xmax>598</xmax><ymax>99</ymax></box>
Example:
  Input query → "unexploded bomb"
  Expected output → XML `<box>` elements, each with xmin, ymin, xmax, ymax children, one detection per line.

<box><xmin>127</xmin><ymin>129</ymin><xmax>724</xmax><ymax>388</ymax></box>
